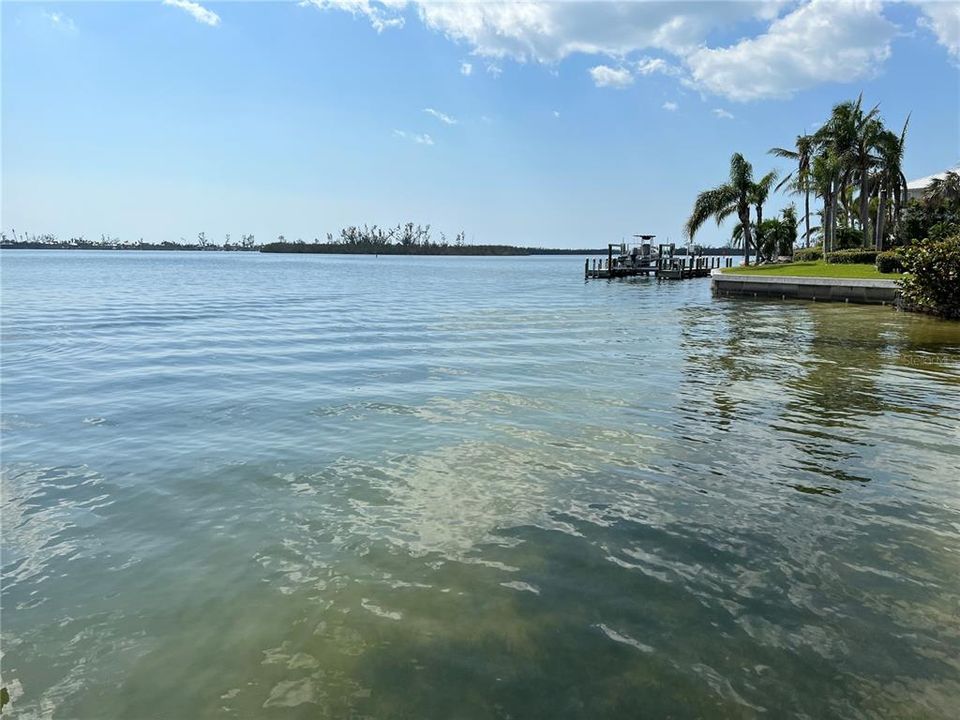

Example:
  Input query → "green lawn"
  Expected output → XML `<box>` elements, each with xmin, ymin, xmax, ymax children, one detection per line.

<box><xmin>721</xmin><ymin>260</ymin><xmax>899</xmax><ymax>280</ymax></box>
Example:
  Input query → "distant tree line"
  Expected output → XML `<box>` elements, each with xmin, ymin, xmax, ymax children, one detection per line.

<box><xmin>1</xmin><ymin>231</ymin><xmax>258</xmax><ymax>251</ymax></box>
<box><xmin>2</xmin><ymin>224</ymin><xmax>740</xmax><ymax>256</ymax></box>
<box><xmin>260</xmin><ymin>223</ymin><xmax>605</xmax><ymax>255</ymax></box>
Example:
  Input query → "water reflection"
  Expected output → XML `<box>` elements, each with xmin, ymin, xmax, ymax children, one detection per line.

<box><xmin>3</xmin><ymin>253</ymin><xmax>960</xmax><ymax>718</ymax></box>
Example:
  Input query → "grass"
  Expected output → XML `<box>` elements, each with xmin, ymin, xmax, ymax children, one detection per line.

<box><xmin>721</xmin><ymin>260</ymin><xmax>899</xmax><ymax>280</ymax></box>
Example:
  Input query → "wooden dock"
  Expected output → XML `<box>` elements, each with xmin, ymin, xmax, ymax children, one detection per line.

<box><xmin>585</xmin><ymin>255</ymin><xmax>733</xmax><ymax>280</ymax></box>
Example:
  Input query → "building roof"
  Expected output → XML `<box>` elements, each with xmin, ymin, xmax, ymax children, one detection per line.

<box><xmin>906</xmin><ymin>164</ymin><xmax>960</xmax><ymax>191</ymax></box>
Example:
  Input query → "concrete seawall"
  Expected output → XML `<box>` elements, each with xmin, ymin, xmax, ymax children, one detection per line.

<box><xmin>711</xmin><ymin>270</ymin><xmax>899</xmax><ymax>305</ymax></box>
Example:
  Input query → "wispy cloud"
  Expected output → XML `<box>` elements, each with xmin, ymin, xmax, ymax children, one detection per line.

<box><xmin>589</xmin><ymin>65</ymin><xmax>633</xmax><ymax>89</ymax></box>
<box><xmin>42</xmin><ymin>10</ymin><xmax>77</xmax><ymax>33</ymax></box>
<box><xmin>163</xmin><ymin>0</ymin><xmax>221</xmax><ymax>27</ymax></box>
<box><xmin>712</xmin><ymin>108</ymin><xmax>735</xmax><ymax>120</ymax></box>
<box><xmin>460</xmin><ymin>61</ymin><xmax>473</xmax><ymax>76</ymax></box>
<box><xmin>662</xmin><ymin>101</ymin><xmax>679</xmax><ymax>112</ymax></box>
<box><xmin>393</xmin><ymin>129</ymin><xmax>434</xmax><ymax>145</ymax></box>
<box><xmin>553</xmin><ymin>110</ymin><xmax>561</xmax><ymax>118</ymax></box>
<box><xmin>423</xmin><ymin>108</ymin><xmax>457</xmax><ymax>125</ymax></box>
<box><xmin>486</xmin><ymin>63</ymin><xmax>502</xmax><ymax>78</ymax></box>
<box><xmin>635</xmin><ymin>57</ymin><xmax>679</xmax><ymax>76</ymax></box>
<box><xmin>300</xmin><ymin>0</ymin><xmax>404</xmax><ymax>33</ymax></box>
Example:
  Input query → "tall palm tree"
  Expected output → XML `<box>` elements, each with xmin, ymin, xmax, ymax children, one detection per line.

<box><xmin>751</xmin><ymin>170</ymin><xmax>778</xmax><ymax>262</ymax></box>
<box><xmin>872</xmin><ymin>118</ymin><xmax>908</xmax><ymax>249</ymax></box>
<box><xmin>685</xmin><ymin>153</ymin><xmax>756</xmax><ymax>265</ymax></box>
<box><xmin>770</xmin><ymin>134</ymin><xmax>814</xmax><ymax>247</ymax></box>
<box><xmin>815</xmin><ymin>94</ymin><xmax>884</xmax><ymax>245</ymax></box>
<box><xmin>851</xmin><ymin>106</ymin><xmax>883</xmax><ymax>244</ymax></box>
<box><xmin>811</xmin><ymin>150</ymin><xmax>841</xmax><ymax>252</ymax></box>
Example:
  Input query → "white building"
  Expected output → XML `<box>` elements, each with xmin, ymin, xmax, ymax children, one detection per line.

<box><xmin>906</xmin><ymin>164</ymin><xmax>960</xmax><ymax>201</ymax></box>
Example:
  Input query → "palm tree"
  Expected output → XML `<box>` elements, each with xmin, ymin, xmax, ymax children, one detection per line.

<box><xmin>811</xmin><ymin>150</ymin><xmax>841</xmax><ymax>252</ymax></box>
<box><xmin>770</xmin><ymin>134</ymin><xmax>814</xmax><ymax>247</ymax></box>
<box><xmin>850</xmin><ymin>101</ymin><xmax>884</xmax><ymax>244</ymax></box>
<box><xmin>924</xmin><ymin>170</ymin><xmax>960</xmax><ymax>206</ymax></box>
<box><xmin>872</xmin><ymin>119</ymin><xmax>908</xmax><ymax>249</ymax></box>
<box><xmin>781</xmin><ymin>205</ymin><xmax>799</xmax><ymax>255</ymax></box>
<box><xmin>751</xmin><ymin>171</ymin><xmax>778</xmax><ymax>262</ymax></box>
<box><xmin>813</xmin><ymin>94</ymin><xmax>897</xmax><ymax>248</ymax></box>
<box><xmin>813</xmin><ymin>97</ymin><xmax>867</xmax><ymax>245</ymax></box>
<box><xmin>685</xmin><ymin>153</ymin><xmax>756</xmax><ymax>265</ymax></box>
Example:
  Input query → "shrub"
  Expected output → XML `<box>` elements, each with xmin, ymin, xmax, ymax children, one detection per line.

<box><xmin>793</xmin><ymin>246</ymin><xmax>822</xmax><ymax>262</ymax></box>
<box><xmin>898</xmin><ymin>235</ymin><xmax>960</xmax><ymax>319</ymax></box>
<box><xmin>894</xmin><ymin>200</ymin><xmax>960</xmax><ymax>247</ymax></box>
<box><xmin>826</xmin><ymin>249</ymin><xmax>878</xmax><ymax>264</ymax></box>
<box><xmin>834</xmin><ymin>227</ymin><xmax>865</xmax><ymax>250</ymax></box>
<box><xmin>875</xmin><ymin>250</ymin><xmax>904</xmax><ymax>274</ymax></box>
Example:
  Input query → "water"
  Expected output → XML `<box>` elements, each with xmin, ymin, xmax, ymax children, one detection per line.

<box><xmin>2</xmin><ymin>250</ymin><xmax>960</xmax><ymax>719</ymax></box>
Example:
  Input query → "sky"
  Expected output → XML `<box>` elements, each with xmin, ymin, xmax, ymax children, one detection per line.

<box><xmin>2</xmin><ymin>0</ymin><xmax>959</xmax><ymax>248</ymax></box>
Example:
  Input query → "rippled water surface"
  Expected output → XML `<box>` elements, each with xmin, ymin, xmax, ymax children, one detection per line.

<box><xmin>3</xmin><ymin>250</ymin><xmax>960</xmax><ymax>719</ymax></box>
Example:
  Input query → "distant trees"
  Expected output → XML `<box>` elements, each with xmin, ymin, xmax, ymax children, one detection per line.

<box><xmin>260</xmin><ymin>224</ymin><xmax>475</xmax><ymax>254</ymax></box>
<box><xmin>1</xmin><ymin>229</ymin><xmax>261</xmax><ymax>251</ymax></box>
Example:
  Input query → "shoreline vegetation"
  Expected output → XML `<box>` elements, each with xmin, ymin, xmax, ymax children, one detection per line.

<box><xmin>1</xmin><ymin>223</ymin><xmax>743</xmax><ymax>257</ymax></box>
<box><xmin>687</xmin><ymin>91</ymin><xmax>959</xmax><ymax>319</ymax></box>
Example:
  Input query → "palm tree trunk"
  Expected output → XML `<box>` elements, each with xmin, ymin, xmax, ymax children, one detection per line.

<box><xmin>804</xmin><ymin>184</ymin><xmax>811</xmax><ymax>248</ymax></box>
<box><xmin>893</xmin><ymin>177</ymin><xmax>905</xmax><ymax>236</ymax></box>
<box><xmin>875</xmin><ymin>187</ymin><xmax>887</xmax><ymax>251</ymax></box>
<box><xmin>860</xmin><ymin>163</ymin><xmax>871</xmax><ymax>247</ymax></box>
<box><xmin>826</xmin><ymin>197</ymin><xmax>832</xmax><ymax>253</ymax></box>
<box><xmin>741</xmin><ymin>207</ymin><xmax>752</xmax><ymax>266</ymax></box>
<box><xmin>755</xmin><ymin>203</ymin><xmax>764</xmax><ymax>262</ymax></box>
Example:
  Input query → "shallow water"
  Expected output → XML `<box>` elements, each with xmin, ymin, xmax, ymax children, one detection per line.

<box><xmin>2</xmin><ymin>250</ymin><xmax>960</xmax><ymax>719</ymax></box>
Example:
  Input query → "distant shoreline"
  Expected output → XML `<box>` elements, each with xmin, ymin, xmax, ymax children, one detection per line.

<box><xmin>1</xmin><ymin>242</ymin><xmax>744</xmax><ymax>257</ymax></box>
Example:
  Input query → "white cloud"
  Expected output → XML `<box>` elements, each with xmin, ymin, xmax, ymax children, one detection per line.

<box><xmin>42</xmin><ymin>10</ymin><xmax>77</xmax><ymax>32</ymax></box>
<box><xmin>300</xmin><ymin>0</ymin><xmax>406</xmax><ymax>33</ymax></box>
<box><xmin>662</xmin><ymin>101</ymin><xmax>679</xmax><ymax>111</ymax></box>
<box><xmin>713</xmin><ymin>108</ymin><xmax>735</xmax><ymax>120</ymax></box>
<box><xmin>635</xmin><ymin>56</ymin><xmax>678</xmax><ymax>76</ymax></box>
<box><xmin>163</xmin><ymin>0</ymin><xmax>221</xmax><ymax>27</ymax></box>
<box><xmin>553</xmin><ymin>110</ymin><xmax>561</xmax><ymax>118</ymax></box>
<box><xmin>686</xmin><ymin>0</ymin><xmax>896</xmax><ymax>101</ymax></box>
<box><xmin>423</xmin><ymin>107</ymin><xmax>457</xmax><ymax>125</ymax></box>
<box><xmin>414</xmin><ymin>1</ymin><xmax>789</xmax><ymax>62</ymax></box>
<box><xmin>460</xmin><ymin>61</ymin><xmax>473</xmax><ymax>76</ymax></box>
<box><xmin>307</xmin><ymin>1</ymin><xmax>933</xmax><ymax>102</ymax></box>
<box><xmin>393</xmin><ymin>129</ymin><xmax>434</xmax><ymax>145</ymax></box>
<box><xmin>915</xmin><ymin>1</ymin><xmax>960</xmax><ymax>58</ymax></box>
<box><xmin>589</xmin><ymin>65</ymin><xmax>633</xmax><ymax>88</ymax></box>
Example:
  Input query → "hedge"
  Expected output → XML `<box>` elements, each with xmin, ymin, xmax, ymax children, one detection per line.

<box><xmin>793</xmin><ymin>246</ymin><xmax>822</xmax><ymax>262</ymax></box>
<box><xmin>825</xmin><ymin>249</ymin><xmax>878</xmax><ymax>264</ymax></box>
<box><xmin>834</xmin><ymin>227</ymin><xmax>865</xmax><ymax>250</ymax></box>
<box><xmin>898</xmin><ymin>235</ymin><xmax>960</xmax><ymax>319</ymax></box>
<box><xmin>875</xmin><ymin>250</ymin><xmax>904</xmax><ymax>274</ymax></box>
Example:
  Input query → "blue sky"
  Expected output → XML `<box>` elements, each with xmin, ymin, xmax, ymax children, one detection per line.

<box><xmin>3</xmin><ymin>1</ymin><xmax>958</xmax><ymax>248</ymax></box>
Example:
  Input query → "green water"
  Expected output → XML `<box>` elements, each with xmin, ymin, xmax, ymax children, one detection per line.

<box><xmin>2</xmin><ymin>251</ymin><xmax>959</xmax><ymax>718</ymax></box>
